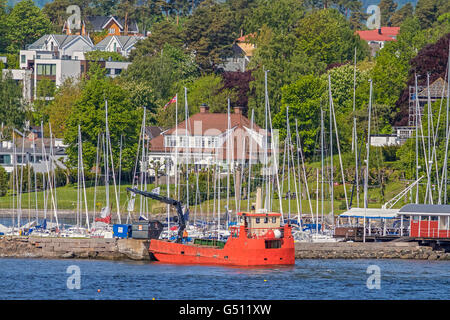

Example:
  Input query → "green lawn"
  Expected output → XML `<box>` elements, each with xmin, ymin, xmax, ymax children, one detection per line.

<box><xmin>0</xmin><ymin>178</ymin><xmax>412</xmax><ymax>217</ymax></box>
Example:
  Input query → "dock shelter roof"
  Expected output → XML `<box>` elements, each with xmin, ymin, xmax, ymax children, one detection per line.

<box><xmin>398</xmin><ymin>204</ymin><xmax>450</xmax><ymax>216</ymax></box>
<box><xmin>339</xmin><ymin>208</ymin><xmax>399</xmax><ymax>219</ymax></box>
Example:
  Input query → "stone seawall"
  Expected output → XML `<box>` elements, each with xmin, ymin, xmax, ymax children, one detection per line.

<box><xmin>0</xmin><ymin>236</ymin><xmax>151</xmax><ymax>260</ymax></box>
<box><xmin>1</xmin><ymin>236</ymin><xmax>450</xmax><ymax>261</ymax></box>
<box><xmin>295</xmin><ymin>242</ymin><xmax>450</xmax><ymax>260</ymax></box>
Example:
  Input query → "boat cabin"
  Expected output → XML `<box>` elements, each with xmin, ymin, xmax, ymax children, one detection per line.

<box><xmin>237</xmin><ymin>212</ymin><xmax>282</xmax><ymax>237</ymax></box>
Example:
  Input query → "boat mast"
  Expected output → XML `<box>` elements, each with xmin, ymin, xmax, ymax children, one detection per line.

<box><xmin>295</xmin><ymin>120</ymin><xmax>303</xmax><ymax>229</ymax></box>
<box><xmin>227</xmin><ymin>98</ymin><xmax>231</xmax><ymax>227</ymax></box>
<box><xmin>247</xmin><ymin>109</ymin><xmax>254</xmax><ymax>212</ymax></box>
<box><xmin>92</xmin><ymin>133</ymin><xmax>100</xmax><ymax>226</ymax></box>
<box><xmin>184</xmin><ymin>87</ymin><xmax>189</xmax><ymax>212</ymax></box>
<box><xmin>286</xmin><ymin>106</ymin><xmax>291</xmax><ymax>222</ymax></box>
<box><xmin>364</xmin><ymin>79</ymin><xmax>373</xmax><ymax>243</ymax></box>
<box><xmin>414</xmin><ymin>74</ymin><xmax>420</xmax><ymax>204</ymax></box>
<box><xmin>328</xmin><ymin>74</ymin><xmax>334</xmax><ymax>227</ymax></box>
<box><xmin>78</xmin><ymin>125</ymin><xmax>90</xmax><ymax>229</ymax></box>
<box><xmin>444</xmin><ymin>49</ymin><xmax>450</xmax><ymax>204</ymax></box>
<box><xmin>352</xmin><ymin>49</ymin><xmax>360</xmax><ymax>208</ymax></box>
<box><xmin>320</xmin><ymin>108</ymin><xmax>324</xmax><ymax>232</ymax></box>
<box><xmin>264</xmin><ymin>69</ymin><xmax>269</xmax><ymax>211</ymax></box>
<box><xmin>105</xmin><ymin>100</ymin><xmax>121</xmax><ymax>223</ymax></box>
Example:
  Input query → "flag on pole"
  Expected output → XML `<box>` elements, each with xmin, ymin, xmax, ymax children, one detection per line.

<box><xmin>163</xmin><ymin>95</ymin><xmax>177</xmax><ymax>110</ymax></box>
<box><xmin>151</xmin><ymin>187</ymin><xmax>160</xmax><ymax>195</ymax></box>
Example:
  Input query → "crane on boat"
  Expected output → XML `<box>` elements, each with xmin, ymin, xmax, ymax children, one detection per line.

<box><xmin>126</xmin><ymin>187</ymin><xmax>186</xmax><ymax>243</ymax></box>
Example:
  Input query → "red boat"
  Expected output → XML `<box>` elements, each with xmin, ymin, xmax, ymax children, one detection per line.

<box><xmin>149</xmin><ymin>212</ymin><xmax>295</xmax><ymax>266</ymax></box>
<box><xmin>126</xmin><ymin>187</ymin><xmax>295</xmax><ymax>266</ymax></box>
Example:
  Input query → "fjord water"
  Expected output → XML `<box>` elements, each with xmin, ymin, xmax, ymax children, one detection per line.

<box><xmin>0</xmin><ymin>258</ymin><xmax>448</xmax><ymax>299</ymax></box>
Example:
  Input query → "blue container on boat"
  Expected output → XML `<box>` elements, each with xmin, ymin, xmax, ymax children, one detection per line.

<box><xmin>113</xmin><ymin>224</ymin><xmax>132</xmax><ymax>238</ymax></box>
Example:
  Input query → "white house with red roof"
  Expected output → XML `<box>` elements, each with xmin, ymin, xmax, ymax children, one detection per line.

<box><xmin>148</xmin><ymin>104</ymin><xmax>274</xmax><ymax>176</ymax></box>
<box><xmin>356</xmin><ymin>27</ymin><xmax>400</xmax><ymax>56</ymax></box>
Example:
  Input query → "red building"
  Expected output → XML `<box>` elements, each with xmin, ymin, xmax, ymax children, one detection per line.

<box><xmin>398</xmin><ymin>204</ymin><xmax>450</xmax><ymax>239</ymax></box>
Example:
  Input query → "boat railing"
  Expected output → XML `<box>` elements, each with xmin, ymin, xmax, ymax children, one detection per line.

<box><xmin>229</xmin><ymin>226</ymin><xmax>285</xmax><ymax>239</ymax></box>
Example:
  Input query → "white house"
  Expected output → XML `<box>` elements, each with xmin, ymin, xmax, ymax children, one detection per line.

<box><xmin>93</xmin><ymin>35</ymin><xmax>144</xmax><ymax>58</ymax></box>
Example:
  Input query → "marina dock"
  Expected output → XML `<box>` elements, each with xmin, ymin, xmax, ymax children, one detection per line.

<box><xmin>1</xmin><ymin>236</ymin><xmax>449</xmax><ymax>261</ymax></box>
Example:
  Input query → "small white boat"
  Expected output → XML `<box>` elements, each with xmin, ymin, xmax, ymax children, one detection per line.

<box><xmin>59</xmin><ymin>226</ymin><xmax>90</xmax><ymax>238</ymax></box>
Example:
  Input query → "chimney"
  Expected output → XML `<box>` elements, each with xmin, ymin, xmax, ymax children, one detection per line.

<box><xmin>378</xmin><ymin>28</ymin><xmax>382</xmax><ymax>35</ymax></box>
<box><xmin>199</xmin><ymin>103</ymin><xmax>209</xmax><ymax>114</ymax></box>
<box><xmin>234</xmin><ymin>107</ymin><xmax>242</xmax><ymax>115</ymax></box>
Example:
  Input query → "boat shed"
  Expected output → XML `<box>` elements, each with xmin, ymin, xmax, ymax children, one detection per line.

<box><xmin>398</xmin><ymin>204</ymin><xmax>450</xmax><ymax>239</ymax></box>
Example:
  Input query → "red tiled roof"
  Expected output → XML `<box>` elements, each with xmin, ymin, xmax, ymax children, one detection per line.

<box><xmin>164</xmin><ymin>112</ymin><xmax>260</xmax><ymax>136</ymax></box>
<box><xmin>380</xmin><ymin>27</ymin><xmax>400</xmax><ymax>36</ymax></box>
<box><xmin>356</xmin><ymin>27</ymin><xmax>400</xmax><ymax>42</ymax></box>
<box><xmin>236</xmin><ymin>33</ymin><xmax>256</xmax><ymax>42</ymax></box>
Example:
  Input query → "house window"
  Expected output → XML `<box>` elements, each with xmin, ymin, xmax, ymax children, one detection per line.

<box><xmin>16</xmin><ymin>155</ymin><xmax>26</xmax><ymax>163</ymax></box>
<box><xmin>114</xmin><ymin>69</ymin><xmax>122</xmax><ymax>75</ymax></box>
<box><xmin>109</xmin><ymin>28</ymin><xmax>115</xmax><ymax>34</ymax></box>
<box><xmin>105</xmin><ymin>68</ymin><xmax>112</xmax><ymax>75</ymax></box>
<box><xmin>113</xmin><ymin>42</ymin><xmax>117</xmax><ymax>51</ymax></box>
<box><xmin>195</xmin><ymin>137</ymin><xmax>202</xmax><ymax>147</ymax></box>
<box><xmin>36</xmin><ymin>64</ymin><xmax>56</xmax><ymax>76</ymax></box>
<box><xmin>0</xmin><ymin>154</ymin><xmax>11</xmax><ymax>164</ymax></box>
<box><xmin>21</xmin><ymin>55</ymin><xmax>26</xmax><ymax>64</ymax></box>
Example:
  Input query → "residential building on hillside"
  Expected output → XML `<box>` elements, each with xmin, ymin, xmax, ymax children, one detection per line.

<box><xmin>63</xmin><ymin>15</ymin><xmax>140</xmax><ymax>36</ymax></box>
<box><xmin>93</xmin><ymin>35</ymin><xmax>145</xmax><ymax>58</ymax></box>
<box><xmin>148</xmin><ymin>104</ymin><xmax>274</xmax><ymax>176</ymax></box>
<box><xmin>0</xmin><ymin>136</ymin><xmax>68</xmax><ymax>174</ymax></box>
<box><xmin>219</xmin><ymin>33</ymin><xmax>255</xmax><ymax>72</ymax></box>
<box><xmin>5</xmin><ymin>34</ymin><xmax>131</xmax><ymax>101</ymax></box>
<box><xmin>408</xmin><ymin>77</ymin><xmax>449</xmax><ymax>127</ymax></box>
<box><xmin>356</xmin><ymin>27</ymin><xmax>400</xmax><ymax>56</ymax></box>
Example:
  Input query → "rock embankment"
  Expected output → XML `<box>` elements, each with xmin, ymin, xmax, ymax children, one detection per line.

<box><xmin>0</xmin><ymin>236</ymin><xmax>151</xmax><ymax>260</ymax></box>
<box><xmin>295</xmin><ymin>242</ymin><xmax>450</xmax><ymax>260</ymax></box>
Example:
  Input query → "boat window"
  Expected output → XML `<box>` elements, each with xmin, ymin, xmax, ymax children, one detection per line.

<box><xmin>264</xmin><ymin>217</ymin><xmax>268</xmax><ymax>223</ymax></box>
<box><xmin>412</xmin><ymin>216</ymin><xmax>419</xmax><ymax>221</ymax></box>
<box><xmin>430</xmin><ymin>216</ymin><xmax>438</xmax><ymax>221</ymax></box>
<box><xmin>256</xmin><ymin>218</ymin><xmax>260</xmax><ymax>224</ymax></box>
<box><xmin>422</xmin><ymin>216</ymin><xmax>429</xmax><ymax>221</ymax></box>
<box><xmin>272</xmin><ymin>217</ymin><xmax>276</xmax><ymax>223</ymax></box>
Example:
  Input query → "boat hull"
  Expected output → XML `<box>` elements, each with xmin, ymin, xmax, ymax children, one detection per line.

<box><xmin>149</xmin><ymin>232</ymin><xmax>295</xmax><ymax>266</ymax></box>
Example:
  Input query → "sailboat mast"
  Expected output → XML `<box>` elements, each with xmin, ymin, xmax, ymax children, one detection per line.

<box><xmin>320</xmin><ymin>108</ymin><xmax>324</xmax><ymax>231</ymax></box>
<box><xmin>415</xmin><ymin>74</ymin><xmax>420</xmax><ymax>204</ymax></box>
<box><xmin>184</xmin><ymin>87</ymin><xmax>189</xmax><ymax>211</ymax></box>
<box><xmin>264</xmin><ymin>70</ymin><xmax>269</xmax><ymax>211</ymax></box>
<box><xmin>286</xmin><ymin>106</ymin><xmax>291</xmax><ymax>222</ymax></box>
<box><xmin>445</xmin><ymin>48</ymin><xmax>450</xmax><ymax>204</ymax></box>
<box><xmin>353</xmin><ymin>47</ymin><xmax>359</xmax><ymax>208</ymax></box>
<box><xmin>364</xmin><ymin>80</ymin><xmax>373</xmax><ymax>243</ymax></box>
<box><xmin>247</xmin><ymin>109</ymin><xmax>254</xmax><ymax>212</ymax></box>
<box><xmin>227</xmin><ymin>98</ymin><xmax>231</xmax><ymax>227</ymax></box>
<box><xmin>328</xmin><ymin>74</ymin><xmax>334</xmax><ymax>226</ymax></box>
